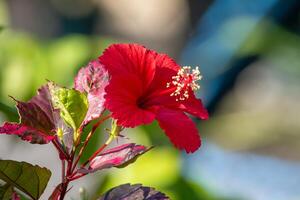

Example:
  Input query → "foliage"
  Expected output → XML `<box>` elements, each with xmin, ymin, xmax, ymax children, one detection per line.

<box><xmin>0</xmin><ymin>160</ymin><xmax>51</xmax><ymax>200</ymax></box>
<box><xmin>0</xmin><ymin>43</ymin><xmax>208</xmax><ymax>199</ymax></box>
<box><xmin>98</xmin><ymin>184</ymin><xmax>170</xmax><ymax>200</ymax></box>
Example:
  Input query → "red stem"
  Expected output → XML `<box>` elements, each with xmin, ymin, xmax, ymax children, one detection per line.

<box><xmin>61</xmin><ymin>160</ymin><xmax>65</xmax><ymax>183</ymax></box>
<box><xmin>71</xmin><ymin>115</ymin><xmax>111</xmax><ymax>172</ymax></box>
<box><xmin>52</xmin><ymin>139</ymin><xmax>69</xmax><ymax>160</ymax></box>
<box><xmin>52</xmin><ymin>115</ymin><xmax>112</xmax><ymax>199</ymax></box>
<box><xmin>68</xmin><ymin>173</ymin><xmax>86</xmax><ymax>181</ymax></box>
<box><xmin>59</xmin><ymin>156</ymin><xmax>74</xmax><ymax>200</ymax></box>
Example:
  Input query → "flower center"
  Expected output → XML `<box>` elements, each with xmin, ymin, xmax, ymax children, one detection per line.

<box><xmin>166</xmin><ymin>66</ymin><xmax>202</xmax><ymax>101</ymax></box>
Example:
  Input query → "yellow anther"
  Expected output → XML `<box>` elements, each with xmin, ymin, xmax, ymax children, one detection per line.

<box><xmin>166</xmin><ymin>66</ymin><xmax>202</xmax><ymax>101</ymax></box>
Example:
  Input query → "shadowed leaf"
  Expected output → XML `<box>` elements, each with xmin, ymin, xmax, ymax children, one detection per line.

<box><xmin>80</xmin><ymin>143</ymin><xmax>151</xmax><ymax>174</ymax></box>
<box><xmin>74</xmin><ymin>60</ymin><xmax>108</xmax><ymax>126</ymax></box>
<box><xmin>0</xmin><ymin>160</ymin><xmax>51</xmax><ymax>200</ymax></box>
<box><xmin>0</xmin><ymin>184</ymin><xmax>13</xmax><ymax>200</ymax></box>
<box><xmin>98</xmin><ymin>184</ymin><xmax>170</xmax><ymax>200</ymax></box>
<box><xmin>0</xmin><ymin>184</ymin><xmax>21</xmax><ymax>200</ymax></box>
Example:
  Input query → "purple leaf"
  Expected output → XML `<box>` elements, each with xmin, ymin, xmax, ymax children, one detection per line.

<box><xmin>16</xmin><ymin>85</ymin><xmax>56</xmax><ymax>134</ymax></box>
<box><xmin>0</xmin><ymin>85</ymin><xmax>56</xmax><ymax>144</ymax></box>
<box><xmin>30</xmin><ymin>85</ymin><xmax>56</xmax><ymax>125</ymax></box>
<box><xmin>98</xmin><ymin>184</ymin><xmax>170</xmax><ymax>200</ymax></box>
<box><xmin>80</xmin><ymin>143</ymin><xmax>151</xmax><ymax>174</ymax></box>
<box><xmin>74</xmin><ymin>60</ymin><xmax>109</xmax><ymax>125</ymax></box>
<box><xmin>0</xmin><ymin>122</ymin><xmax>54</xmax><ymax>144</ymax></box>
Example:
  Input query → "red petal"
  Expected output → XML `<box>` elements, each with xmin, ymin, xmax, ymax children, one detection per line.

<box><xmin>156</xmin><ymin>107</ymin><xmax>201</xmax><ymax>153</ymax></box>
<box><xmin>155</xmin><ymin>53</ymin><xmax>180</xmax><ymax>71</ymax></box>
<box><xmin>99</xmin><ymin>43</ymin><xmax>156</xmax><ymax>90</ymax></box>
<box><xmin>179</xmin><ymin>92</ymin><xmax>209</xmax><ymax>120</ymax></box>
<box><xmin>142</xmin><ymin>53</ymin><xmax>180</xmax><ymax>107</ymax></box>
<box><xmin>146</xmin><ymin>53</ymin><xmax>179</xmax><ymax>94</ymax></box>
<box><xmin>105</xmin><ymin>75</ymin><xmax>156</xmax><ymax>127</ymax></box>
<box><xmin>0</xmin><ymin>122</ymin><xmax>54</xmax><ymax>144</ymax></box>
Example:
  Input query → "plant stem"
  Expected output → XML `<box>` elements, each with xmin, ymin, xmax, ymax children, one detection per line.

<box><xmin>81</xmin><ymin>134</ymin><xmax>114</xmax><ymax>168</ymax></box>
<box><xmin>59</xmin><ymin>158</ymin><xmax>74</xmax><ymax>200</ymax></box>
<box><xmin>69</xmin><ymin>134</ymin><xmax>114</xmax><ymax>179</ymax></box>
<box><xmin>59</xmin><ymin>178</ymin><xmax>70</xmax><ymax>200</ymax></box>
<box><xmin>68</xmin><ymin>173</ymin><xmax>86</xmax><ymax>181</ymax></box>
<box><xmin>71</xmin><ymin>115</ymin><xmax>111</xmax><ymax>173</ymax></box>
<box><xmin>52</xmin><ymin>115</ymin><xmax>113</xmax><ymax>199</ymax></box>
<box><xmin>52</xmin><ymin>138</ymin><xmax>69</xmax><ymax>160</ymax></box>
<box><xmin>61</xmin><ymin>160</ymin><xmax>65</xmax><ymax>183</ymax></box>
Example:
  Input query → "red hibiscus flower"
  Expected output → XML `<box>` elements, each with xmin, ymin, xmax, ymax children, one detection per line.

<box><xmin>99</xmin><ymin>44</ymin><xmax>208</xmax><ymax>153</ymax></box>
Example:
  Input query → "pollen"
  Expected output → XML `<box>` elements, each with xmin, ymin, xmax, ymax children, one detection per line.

<box><xmin>167</xmin><ymin>66</ymin><xmax>202</xmax><ymax>101</ymax></box>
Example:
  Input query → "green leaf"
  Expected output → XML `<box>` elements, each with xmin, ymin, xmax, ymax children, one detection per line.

<box><xmin>0</xmin><ymin>184</ymin><xmax>13</xmax><ymax>200</ymax></box>
<box><xmin>49</xmin><ymin>82</ymin><xmax>88</xmax><ymax>132</ymax></box>
<box><xmin>0</xmin><ymin>160</ymin><xmax>51</xmax><ymax>200</ymax></box>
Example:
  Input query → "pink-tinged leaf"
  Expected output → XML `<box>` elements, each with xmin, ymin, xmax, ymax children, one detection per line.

<box><xmin>74</xmin><ymin>60</ymin><xmax>109</xmax><ymax>125</ymax></box>
<box><xmin>0</xmin><ymin>122</ymin><xmax>54</xmax><ymax>144</ymax></box>
<box><xmin>1</xmin><ymin>85</ymin><xmax>58</xmax><ymax>144</ymax></box>
<box><xmin>80</xmin><ymin>143</ymin><xmax>151</xmax><ymax>173</ymax></box>
<box><xmin>0</xmin><ymin>84</ymin><xmax>77</xmax><ymax>144</ymax></box>
<box><xmin>98</xmin><ymin>184</ymin><xmax>170</xmax><ymax>200</ymax></box>
<box><xmin>14</xmin><ymin>85</ymin><xmax>56</xmax><ymax>134</ymax></box>
<box><xmin>53</xmin><ymin>111</ymin><xmax>74</xmax><ymax>151</ymax></box>
<box><xmin>30</xmin><ymin>85</ymin><xmax>57</xmax><ymax>125</ymax></box>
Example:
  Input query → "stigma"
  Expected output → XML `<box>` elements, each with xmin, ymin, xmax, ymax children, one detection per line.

<box><xmin>167</xmin><ymin>66</ymin><xmax>202</xmax><ymax>101</ymax></box>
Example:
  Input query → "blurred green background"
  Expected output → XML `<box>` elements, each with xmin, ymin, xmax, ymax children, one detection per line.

<box><xmin>1</xmin><ymin>0</ymin><xmax>300</xmax><ymax>200</ymax></box>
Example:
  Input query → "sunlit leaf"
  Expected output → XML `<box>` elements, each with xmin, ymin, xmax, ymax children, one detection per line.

<box><xmin>98</xmin><ymin>184</ymin><xmax>170</xmax><ymax>200</ymax></box>
<box><xmin>0</xmin><ymin>160</ymin><xmax>51</xmax><ymax>200</ymax></box>
<box><xmin>74</xmin><ymin>60</ymin><xmax>109</xmax><ymax>126</ymax></box>
<box><xmin>80</xmin><ymin>143</ymin><xmax>151</xmax><ymax>173</ymax></box>
<box><xmin>49</xmin><ymin>82</ymin><xmax>88</xmax><ymax>133</ymax></box>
